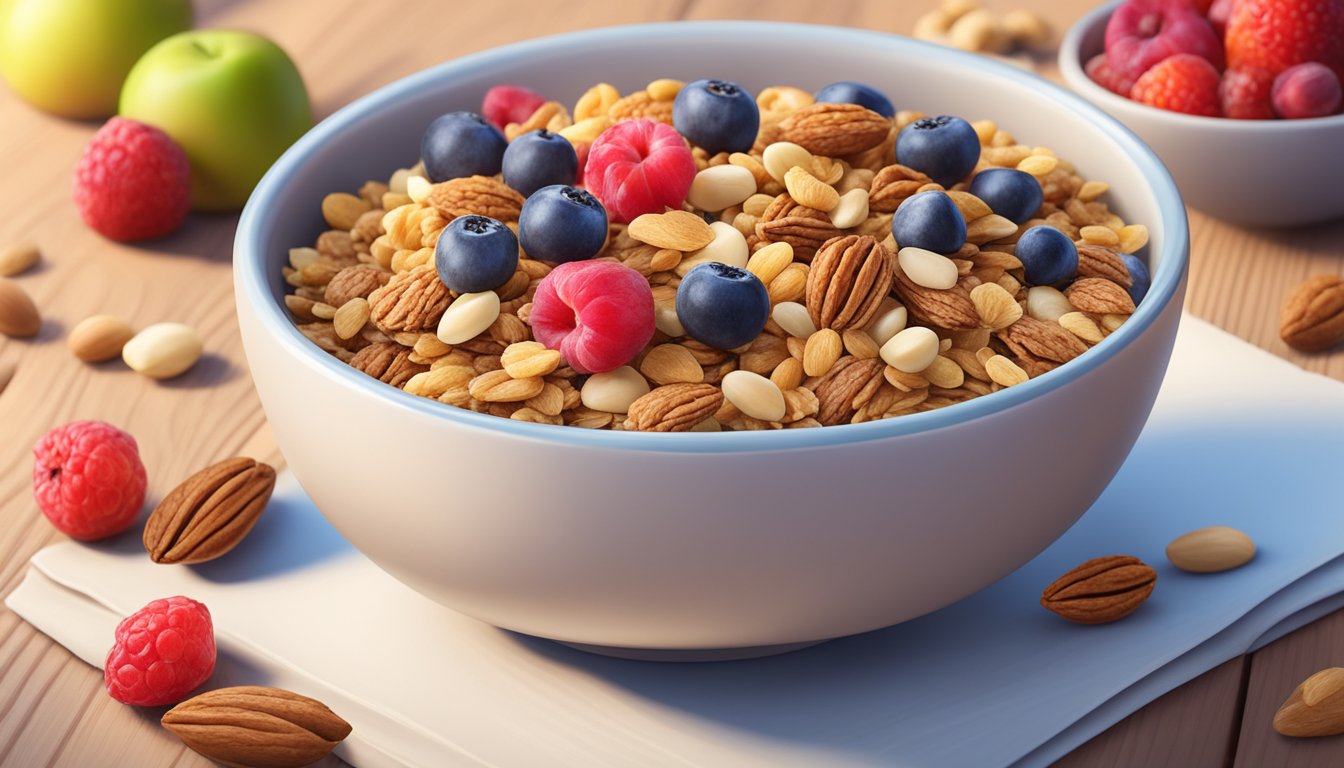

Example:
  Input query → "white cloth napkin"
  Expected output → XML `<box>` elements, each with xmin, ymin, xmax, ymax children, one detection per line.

<box><xmin>9</xmin><ymin>315</ymin><xmax>1344</xmax><ymax>768</ymax></box>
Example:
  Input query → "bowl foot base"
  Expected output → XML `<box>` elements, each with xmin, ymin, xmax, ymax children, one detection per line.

<box><xmin>556</xmin><ymin>639</ymin><xmax>827</xmax><ymax>662</ymax></box>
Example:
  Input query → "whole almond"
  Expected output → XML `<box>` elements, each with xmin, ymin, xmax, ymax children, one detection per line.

<box><xmin>122</xmin><ymin>322</ymin><xmax>203</xmax><ymax>379</ymax></box>
<box><xmin>144</xmin><ymin>458</ymin><xmax>276</xmax><ymax>565</ymax></box>
<box><xmin>68</xmin><ymin>315</ymin><xmax>135</xmax><ymax>362</ymax></box>
<box><xmin>1274</xmin><ymin>667</ymin><xmax>1344</xmax><ymax>737</ymax></box>
<box><xmin>0</xmin><ymin>242</ymin><xmax>39</xmax><ymax>277</ymax></box>
<box><xmin>0</xmin><ymin>278</ymin><xmax>41</xmax><ymax>337</ymax></box>
<box><xmin>1165</xmin><ymin>526</ymin><xmax>1255</xmax><ymax>573</ymax></box>
<box><xmin>777</xmin><ymin>103</ymin><xmax>890</xmax><ymax>157</ymax></box>
<box><xmin>162</xmin><ymin>685</ymin><xmax>351</xmax><ymax>767</ymax></box>
<box><xmin>628</xmin><ymin>210</ymin><xmax>715</xmax><ymax>251</ymax></box>
<box><xmin>1041</xmin><ymin>555</ymin><xmax>1156</xmax><ymax>624</ymax></box>
<box><xmin>1281</xmin><ymin>274</ymin><xmax>1344</xmax><ymax>352</ymax></box>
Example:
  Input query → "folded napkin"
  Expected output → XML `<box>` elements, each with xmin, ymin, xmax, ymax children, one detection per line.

<box><xmin>9</xmin><ymin>316</ymin><xmax>1344</xmax><ymax>768</ymax></box>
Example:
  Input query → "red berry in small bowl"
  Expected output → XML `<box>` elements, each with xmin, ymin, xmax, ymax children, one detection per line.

<box><xmin>72</xmin><ymin>117</ymin><xmax>191</xmax><ymax>242</ymax></box>
<box><xmin>530</xmin><ymin>260</ymin><xmax>654</xmax><ymax>374</ymax></box>
<box><xmin>1220</xmin><ymin>66</ymin><xmax>1277</xmax><ymax>119</ymax></box>
<box><xmin>105</xmin><ymin>596</ymin><xmax>215</xmax><ymax>707</ymax></box>
<box><xmin>1130</xmin><ymin>53</ymin><xmax>1222</xmax><ymax>116</ymax></box>
<box><xmin>1272</xmin><ymin>62</ymin><xmax>1343</xmax><ymax>119</ymax></box>
<box><xmin>33</xmin><ymin>420</ymin><xmax>147</xmax><ymax>541</ymax></box>
<box><xmin>1104</xmin><ymin>0</ymin><xmax>1223</xmax><ymax>86</ymax></box>
<box><xmin>584</xmin><ymin>118</ymin><xmax>696</xmax><ymax>224</ymax></box>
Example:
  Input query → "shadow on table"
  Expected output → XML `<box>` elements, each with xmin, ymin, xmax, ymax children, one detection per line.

<box><xmin>191</xmin><ymin>485</ymin><xmax>351</xmax><ymax>583</ymax></box>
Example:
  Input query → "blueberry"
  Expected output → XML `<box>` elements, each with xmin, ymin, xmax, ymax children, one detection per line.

<box><xmin>968</xmin><ymin>168</ymin><xmax>1043</xmax><ymax>225</ymax></box>
<box><xmin>434</xmin><ymin>215</ymin><xmax>519</xmax><ymax>293</ymax></box>
<box><xmin>813</xmin><ymin>81</ymin><xmax>895</xmax><ymax>117</ymax></box>
<box><xmin>1121</xmin><ymin>252</ymin><xmax>1150</xmax><ymax>305</ymax></box>
<box><xmin>676</xmin><ymin>262</ymin><xmax>770</xmax><ymax>350</ymax></box>
<box><xmin>1016</xmin><ymin>226</ymin><xmax>1079</xmax><ymax>286</ymax></box>
<box><xmin>502</xmin><ymin>129</ymin><xmax>578</xmax><ymax>197</ymax></box>
<box><xmin>891</xmin><ymin>190</ymin><xmax>966</xmax><ymax>254</ymax></box>
<box><xmin>421</xmin><ymin>111</ymin><xmax>507</xmax><ymax>182</ymax></box>
<box><xmin>518</xmin><ymin>185</ymin><xmax>608</xmax><ymax>264</ymax></box>
<box><xmin>895</xmin><ymin>115</ymin><xmax>981</xmax><ymax>188</ymax></box>
<box><xmin>672</xmin><ymin>79</ymin><xmax>760</xmax><ymax>155</ymax></box>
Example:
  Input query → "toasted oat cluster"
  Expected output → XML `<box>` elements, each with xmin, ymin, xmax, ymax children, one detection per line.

<box><xmin>281</xmin><ymin>79</ymin><xmax>1151</xmax><ymax>432</ymax></box>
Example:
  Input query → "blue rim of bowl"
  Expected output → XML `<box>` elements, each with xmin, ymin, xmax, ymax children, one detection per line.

<box><xmin>1060</xmin><ymin>0</ymin><xmax>1344</xmax><ymax>131</ymax></box>
<box><xmin>236</xmin><ymin>20</ymin><xmax>1189</xmax><ymax>454</ymax></box>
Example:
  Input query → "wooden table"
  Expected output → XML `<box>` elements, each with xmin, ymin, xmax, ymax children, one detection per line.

<box><xmin>1</xmin><ymin>0</ymin><xmax>1341</xmax><ymax>765</ymax></box>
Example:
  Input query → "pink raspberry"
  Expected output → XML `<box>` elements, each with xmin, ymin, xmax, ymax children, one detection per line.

<box><xmin>33</xmin><ymin>421</ymin><xmax>147</xmax><ymax>541</ymax></box>
<box><xmin>584</xmin><ymin>119</ymin><xmax>696</xmax><ymax>223</ymax></box>
<box><xmin>72</xmin><ymin>117</ymin><xmax>191</xmax><ymax>242</ymax></box>
<box><xmin>1221</xmin><ymin>66</ymin><xmax>1277</xmax><ymax>118</ymax></box>
<box><xmin>530</xmin><ymin>261</ymin><xmax>654</xmax><ymax>374</ymax></box>
<box><xmin>1272</xmin><ymin>62</ymin><xmax>1343</xmax><ymax>118</ymax></box>
<box><xmin>1105</xmin><ymin>0</ymin><xmax>1224</xmax><ymax>86</ymax></box>
<box><xmin>105</xmin><ymin>596</ymin><xmax>215</xmax><ymax>707</ymax></box>
<box><xmin>481</xmin><ymin>84</ymin><xmax>548</xmax><ymax>130</ymax></box>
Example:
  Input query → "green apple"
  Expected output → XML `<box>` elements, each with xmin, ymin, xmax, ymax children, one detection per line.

<box><xmin>0</xmin><ymin>0</ymin><xmax>192</xmax><ymax>118</ymax></box>
<box><xmin>119</xmin><ymin>29</ymin><xmax>312</xmax><ymax>211</ymax></box>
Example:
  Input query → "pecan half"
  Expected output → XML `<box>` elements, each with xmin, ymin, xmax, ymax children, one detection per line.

<box><xmin>1041</xmin><ymin>555</ymin><xmax>1156</xmax><ymax>624</ymax></box>
<box><xmin>624</xmin><ymin>383</ymin><xmax>724</xmax><ymax>432</ymax></box>
<box><xmin>868</xmin><ymin>164</ymin><xmax>933</xmax><ymax>213</ymax></box>
<box><xmin>814</xmin><ymin>356</ymin><xmax>885</xmax><ymax>426</ymax></box>
<box><xmin>1281</xmin><ymin>274</ymin><xmax>1344</xmax><ymax>352</ymax></box>
<box><xmin>162</xmin><ymin>686</ymin><xmax>351</xmax><ymax>767</ymax></box>
<box><xmin>994</xmin><ymin>315</ymin><xmax>1090</xmax><ymax>376</ymax></box>
<box><xmin>806</xmin><ymin>235</ymin><xmax>894</xmax><ymax>331</ymax></box>
<box><xmin>776</xmin><ymin>103</ymin><xmax>890</xmax><ymax>157</ymax></box>
<box><xmin>754</xmin><ymin>195</ymin><xmax>840</xmax><ymax>262</ymax></box>
<box><xmin>368</xmin><ymin>264</ymin><xmax>451</xmax><ymax>334</ymax></box>
<box><xmin>143</xmin><ymin>458</ymin><xmax>276</xmax><ymax>565</ymax></box>
<box><xmin>349</xmin><ymin>342</ymin><xmax>428</xmax><ymax>387</ymax></box>
<box><xmin>426</xmin><ymin>175</ymin><xmax>526</xmax><ymax>221</ymax></box>
<box><xmin>324</xmin><ymin>265</ymin><xmax>391</xmax><ymax>307</ymax></box>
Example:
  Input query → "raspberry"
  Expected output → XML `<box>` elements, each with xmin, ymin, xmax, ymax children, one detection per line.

<box><xmin>105</xmin><ymin>596</ymin><xmax>215</xmax><ymax>707</ymax></box>
<box><xmin>530</xmin><ymin>261</ymin><xmax>655</xmax><ymax>374</ymax></box>
<box><xmin>584</xmin><ymin>119</ymin><xmax>696</xmax><ymax>223</ymax></box>
<box><xmin>1104</xmin><ymin>0</ymin><xmax>1224</xmax><ymax>86</ymax></box>
<box><xmin>1221</xmin><ymin>66</ymin><xmax>1278</xmax><ymax>118</ymax></box>
<box><xmin>1086</xmin><ymin>53</ymin><xmax>1138</xmax><ymax>95</ymax></box>
<box><xmin>1225</xmin><ymin>0</ymin><xmax>1344</xmax><ymax>83</ymax></box>
<box><xmin>1272</xmin><ymin>61</ymin><xmax>1344</xmax><ymax>117</ymax></box>
<box><xmin>481</xmin><ymin>84</ymin><xmax>548</xmax><ymax>131</ymax></box>
<box><xmin>1130</xmin><ymin>53</ymin><xmax>1224</xmax><ymax>115</ymax></box>
<box><xmin>72</xmin><ymin>117</ymin><xmax>191</xmax><ymax>242</ymax></box>
<box><xmin>32</xmin><ymin>421</ymin><xmax>146</xmax><ymax>541</ymax></box>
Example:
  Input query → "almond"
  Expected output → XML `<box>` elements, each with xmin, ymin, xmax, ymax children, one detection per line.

<box><xmin>1041</xmin><ymin>555</ymin><xmax>1156</xmax><ymax>624</ymax></box>
<box><xmin>1281</xmin><ymin>274</ymin><xmax>1344</xmax><ymax>352</ymax></box>
<box><xmin>624</xmin><ymin>382</ymin><xmax>724</xmax><ymax>431</ymax></box>
<box><xmin>144</xmin><ymin>458</ymin><xmax>276</xmax><ymax>565</ymax></box>
<box><xmin>0</xmin><ymin>277</ymin><xmax>40</xmax><ymax>337</ymax></box>
<box><xmin>1274</xmin><ymin>668</ymin><xmax>1344</xmax><ymax>737</ymax></box>
<box><xmin>777</xmin><ymin>103</ymin><xmax>890</xmax><ymax>157</ymax></box>
<box><xmin>425</xmin><ymin>175</ymin><xmax>526</xmax><ymax>222</ymax></box>
<box><xmin>628</xmin><ymin>210</ymin><xmax>715</xmax><ymax>251</ymax></box>
<box><xmin>122</xmin><ymin>322</ymin><xmax>202</xmax><ymax>379</ymax></box>
<box><xmin>639</xmin><ymin>343</ymin><xmax>704</xmax><ymax>385</ymax></box>
<box><xmin>68</xmin><ymin>315</ymin><xmax>135</xmax><ymax>362</ymax></box>
<box><xmin>0</xmin><ymin>242</ymin><xmax>39</xmax><ymax>277</ymax></box>
<box><xmin>891</xmin><ymin>268</ymin><xmax>981</xmax><ymax>331</ymax></box>
<box><xmin>1066</xmin><ymin>277</ymin><xmax>1136</xmax><ymax>315</ymax></box>
<box><xmin>1165</xmin><ymin>526</ymin><xmax>1255</xmax><ymax>573</ymax></box>
<box><xmin>162</xmin><ymin>685</ymin><xmax>351</xmax><ymax>767</ymax></box>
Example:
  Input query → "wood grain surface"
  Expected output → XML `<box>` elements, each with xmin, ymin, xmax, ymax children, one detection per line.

<box><xmin>1</xmin><ymin>1</ymin><xmax>1341</xmax><ymax>766</ymax></box>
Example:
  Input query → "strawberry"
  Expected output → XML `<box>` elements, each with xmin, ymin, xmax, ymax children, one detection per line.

<box><xmin>1225</xmin><ymin>0</ymin><xmax>1344</xmax><ymax>82</ymax></box>
<box><xmin>1130</xmin><ymin>53</ymin><xmax>1224</xmax><ymax>115</ymax></box>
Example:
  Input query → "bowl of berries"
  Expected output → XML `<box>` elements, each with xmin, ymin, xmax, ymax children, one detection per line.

<box><xmin>1060</xmin><ymin>0</ymin><xmax>1344</xmax><ymax>227</ymax></box>
<box><xmin>235</xmin><ymin>21</ymin><xmax>1188</xmax><ymax>658</ymax></box>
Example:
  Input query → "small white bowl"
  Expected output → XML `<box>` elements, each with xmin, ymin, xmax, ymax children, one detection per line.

<box><xmin>1060</xmin><ymin>0</ymin><xmax>1344</xmax><ymax>227</ymax></box>
<box><xmin>236</xmin><ymin>21</ymin><xmax>1189</xmax><ymax>658</ymax></box>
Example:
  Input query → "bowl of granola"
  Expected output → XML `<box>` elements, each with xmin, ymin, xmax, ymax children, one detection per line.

<box><xmin>235</xmin><ymin>21</ymin><xmax>1188</xmax><ymax>658</ymax></box>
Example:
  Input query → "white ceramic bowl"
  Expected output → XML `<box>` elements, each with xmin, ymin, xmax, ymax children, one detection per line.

<box><xmin>236</xmin><ymin>21</ymin><xmax>1189</xmax><ymax>658</ymax></box>
<box><xmin>1060</xmin><ymin>0</ymin><xmax>1344</xmax><ymax>227</ymax></box>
